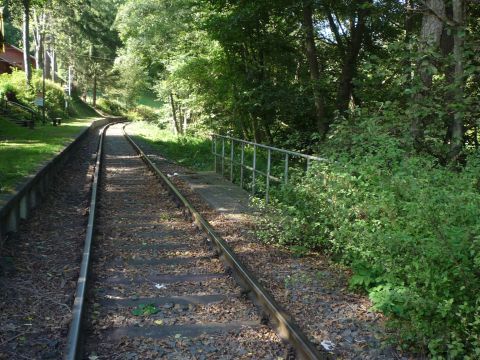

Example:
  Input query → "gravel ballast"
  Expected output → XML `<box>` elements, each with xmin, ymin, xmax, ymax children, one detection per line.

<box><xmin>126</xmin><ymin>124</ymin><xmax>414</xmax><ymax>360</ymax></box>
<box><xmin>83</xmin><ymin>124</ymin><xmax>287</xmax><ymax>359</ymax></box>
<box><xmin>0</xmin><ymin>128</ymin><xmax>101</xmax><ymax>359</ymax></box>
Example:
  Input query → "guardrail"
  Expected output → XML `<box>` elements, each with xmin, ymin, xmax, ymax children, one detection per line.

<box><xmin>211</xmin><ymin>134</ymin><xmax>327</xmax><ymax>203</ymax></box>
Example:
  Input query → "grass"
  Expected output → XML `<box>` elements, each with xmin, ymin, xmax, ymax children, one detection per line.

<box><xmin>137</xmin><ymin>91</ymin><xmax>163</xmax><ymax>109</ymax></box>
<box><xmin>0</xmin><ymin>99</ymin><xmax>100</xmax><ymax>195</ymax></box>
<box><xmin>127</xmin><ymin>121</ymin><xmax>213</xmax><ymax>171</ymax></box>
<box><xmin>126</xmin><ymin>121</ymin><xmax>311</xmax><ymax>197</ymax></box>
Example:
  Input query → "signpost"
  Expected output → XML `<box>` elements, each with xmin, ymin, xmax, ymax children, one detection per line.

<box><xmin>34</xmin><ymin>90</ymin><xmax>45</xmax><ymax>124</ymax></box>
<box><xmin>34</xmin><ymin>92</ymin><xmax>44</xmax><ymax>107</ymax></box>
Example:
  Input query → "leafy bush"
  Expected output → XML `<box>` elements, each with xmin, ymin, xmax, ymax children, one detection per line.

<box><xmin>0</xmin><ymin>69</ymin><xmax>67</xmax><ymax>120</ymax></box>
<box><xmin>126</xmin><ymin>104</ymin><xmax>159</xmax><ymax>123</ymax></box>
<box><xmin>258</xmin><ymin>105</ymin><xmax>480</xmax><ymax>357</ymax></box>
<box><xmin>0</xmin><ymin>82</ymin><xmax>19</xmax><ymax>101</ymax></box>
<box><xmin>96</xmin><ymin>97</ymin><xmax>125</xmax><ymax>116</ymax></box>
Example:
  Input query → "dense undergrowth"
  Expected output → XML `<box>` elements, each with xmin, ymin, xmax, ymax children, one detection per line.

<box><xmin>95</xmin><ymin>97</ymin><xmax>161</xmax><ymax>124</ymax></box>
<box><xmin>258</xmin><ymin>107</ymin><xmax>480</xmax><ymax>358</ymax></box>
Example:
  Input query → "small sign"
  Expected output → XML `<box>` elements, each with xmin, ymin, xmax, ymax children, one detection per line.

<box><xmin>34</xmin><ymin>91</ymin><xmax>44</xmax><ymax>107</ymax></box>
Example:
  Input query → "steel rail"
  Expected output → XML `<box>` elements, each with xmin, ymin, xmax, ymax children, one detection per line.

<box><xmin>64</xmin><ymin>123</ymin><xmax>115</xmax><ymax>360</ymax></box>
<box><xmin>123</xmin><ymin>125</ymin><xmax>326</xmax><ymax>360</ymax></box>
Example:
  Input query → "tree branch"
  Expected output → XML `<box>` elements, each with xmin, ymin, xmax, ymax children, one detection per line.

<box><xmin>327</xmin><ymin>12</ymin><xmax>345</xmax><ymax>53</ymax></box>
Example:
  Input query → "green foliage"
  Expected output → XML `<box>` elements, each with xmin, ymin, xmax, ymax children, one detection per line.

<box><xmin>131</xmin><ymin>304</ymin><xmax>159</xmax><ymax>316</ymax></box>
<box><xmin>95</xmin><ymin>97</ymin><xmax>125</xmax><ymax>116</ymax></box>
<box><xmin>0</xmin><ymin>70</ymin><xmax>67</xmax><ymax>120</ymax></box>
<box><xmin>126</xmin><ymin>105</ymin><xmax>160</xmax><ymax>123</ymax></box>
<box><xmin>258</xmin><ymin>109</ymin><xmax>480</xmax><ymax>357</ymax></box>
<box><xmin>0</xmin><ymin>82</ymin><xmax>18</xmax><ymax>99</ymax></box>
<box><xmin>127</xmin><ymin>121</ymin><xmax>213</xmax><ymax>171</ymax></box>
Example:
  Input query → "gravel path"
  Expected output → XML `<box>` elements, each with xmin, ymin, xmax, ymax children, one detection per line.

<box><xmin>83</xmin><ymin>123</ymin><xmax>287</xmax><ymax>359</ymax></box>
<box><xmin>126</xmin><ymin>124</ymin><xmax>415</xmax><ymax>360</ymax></box>
<box><xmin>0</xmin><ymin>128</ymin><xmax>101</xmax><ymax>359</ymax></box>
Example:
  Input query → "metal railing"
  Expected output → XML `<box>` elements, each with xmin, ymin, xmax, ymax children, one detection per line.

<box><xmin>3</xmin><ymin>99</ymin><xmax>37</xmax><ymax>127</ymax></box>
<box><xmin>212</xmin><ymin>134</ymin><xmax>327</xmax><ymax>203</ymax></box>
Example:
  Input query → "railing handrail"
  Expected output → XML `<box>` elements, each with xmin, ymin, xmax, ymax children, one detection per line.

<box><xmin>211</xmin><ymin>133</ymin><xmax>328</xmax><ymax>162</ymax></box>
<box><xmin>5</xmin><ymin>99</ymin><xmax>36</xmax><ymax>116</ymax></box>
<box><xmin>211</xmin><ymin>133</ymin><xmax>328</xmax><ymax>203</ymax></box>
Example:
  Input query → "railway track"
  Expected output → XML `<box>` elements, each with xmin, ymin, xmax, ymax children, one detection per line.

<box><xmin>65</xmin><ymin>123</ymin><xmax>324</xmax><ymax>359</ymax></box>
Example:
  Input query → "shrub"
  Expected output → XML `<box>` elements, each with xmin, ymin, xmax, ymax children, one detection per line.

<box><xmin>0</xmin><ymin>69</ymin><xmax>67</xmax><ymax>120</ymax></box>
<box><xmin>0</xmin><ymin>82</ymin><xmax>19</xmax><ymax>101</ymax></box>
<box><xmin>96</xmin><ymin>97</ymin><xmax>125</xmax><ymax>116</ymax></box>
<box><xmin>126</xmin><ymin>105</ymin><xmax>159</xmax><ymax>123</ymax></box>
<box><xmin>258</xmin><ymin>105</ymin><xmax>480</xmax><ymax>357</ymax></box>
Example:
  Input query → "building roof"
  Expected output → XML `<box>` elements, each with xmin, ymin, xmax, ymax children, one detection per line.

<box><xmin>0</xmin><ymin>44</ymin><xmax>36</xmax><ymax>71</ymax></box>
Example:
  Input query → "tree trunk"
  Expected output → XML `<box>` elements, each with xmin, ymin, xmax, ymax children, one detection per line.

<box><xmin>251</xmin><ymin>114</ymin><xmax>262</xmax><ymax>143</ymax></box>
<box><xmin>403</xmin><ymin>0</ymin><xmax>415</xmax><ymax>87</ymax></box>
<box><xmin>474</xmin><ymin>125</ymin><xmax>479</xmax><ymax>149</ymax></box>
<box><xmin>335</xmin><ymin>2</ymin><xmax>369</xmax><ymax>115</ymax></box>
<box><xmin>411</xmin><ymin>0</ymin><xmax>445</xmax><ymax>150</ymax></box>
<box><xmin>22</xmin><ymin>0</ymin><xmax>31</xmax><ymax>86</ymax></box>
<box><xmin>183</xmin><ymin>109</ymin><xmax>188</xmax><ymax>134</ymax></box>
<box><xmin>301</xmin><ymin>0</ymin><xmax>327</xmax><ymax>138</ymax></box>
<box><xmin>51</xmin><ymin>48</ymin><xmax>57</xmax><ymax>82</ymax></box>
<box><xmin>169</xmin><ymin>92</ymin><xmax>180</xmax><ymax>135</ymax></box>
<box><xmin>441</xmin><ymin>2</ymin><xmax>454</xmax><ymax>146</ymax></box>
<box><xmin>178</xmin><ymin>106</ymin><xmax>185</xmax><ymax>134</ymax></box>
<box><xmin>44</xmin><ymin>49</ymin><xmax>51</xmax><ymax>79</ymax></box>
<box><xmin>32</xmin><ymin>9</ymin><xmax>43</xmax><ymax>70</ymax></box>
<box><xmin>92</xmin><ymin>74</ymin><xmax>97</xmax><ymax>107</ymax></box>
<box><xmin>448</xmin><ymin>0</ymin><xmax>465</xmax><ymax>161</ymax></box>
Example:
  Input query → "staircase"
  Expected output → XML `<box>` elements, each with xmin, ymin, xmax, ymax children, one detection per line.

<box><xmin>0</xmin><ymin>100</ymin><xmax>37</xmax><ymax>128</ymax></box>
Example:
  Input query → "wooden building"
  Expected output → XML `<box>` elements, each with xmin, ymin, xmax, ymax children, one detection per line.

<box><xmin>0</xmin><ymin>44</ymin><xmax>36</xmax><ymax>74</ymax></box>
<box><xmin>0</xmin><ymin>7</ymin><xmax>35</xmax><ymax>74</ymax></box>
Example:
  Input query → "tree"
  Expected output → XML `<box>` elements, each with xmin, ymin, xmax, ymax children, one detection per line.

<box><xmin>21</xmin><ymin>0</ymin><xmax>30</xmax><ymax>85</ymax></box>
<box><xmin>301</xmin><ymin>0</ymin><xmax>327</xmax><ymax>138</ymax></box>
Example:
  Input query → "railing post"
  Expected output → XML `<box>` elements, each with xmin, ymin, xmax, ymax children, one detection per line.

<box><xmin>266</xmin><ymin>148</ymin><xmax>271</xmax><ymax>204</ymax></box>
<box><xmin>221</xmin><ymin>137</ymin><xmax>225</xmax><ymax>176</ymax></box>
<box><xmin>230</xmin><ymin>139</ymin><xmax>234</xmax><ymax>182</ymax></box>
<box><xmin>252</xmin><ymin>145</ymin><xmax>257</xmax><ymax>195</ymax></box>
<box><xmin>240</xmin><ymin>143</ymin><xmax>245</xmax><ymax>189</ymax></box>
<box><xmin>306</xmin><ymin>158</ymin><xmax>311</xmax><ymax>172</ymax></box>
<box><xmin>284</xmin><ymin>153</ymin><xmax>289</xmax><ymax>185</ymax></box>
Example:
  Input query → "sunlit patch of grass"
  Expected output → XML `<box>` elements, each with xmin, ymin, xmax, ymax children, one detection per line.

<box><xmin>126</xmin><ymin>121</ymin><xmax>213</xmax><ymax>171</ymax></box>
<box><xmin>0</xmin><ymin>102</ymin><xmax>100</xmax><ymax>195</ymax></box>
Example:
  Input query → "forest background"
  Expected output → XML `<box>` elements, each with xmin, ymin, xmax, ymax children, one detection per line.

<box><xmin>1</xmin><ymin>0</ymin><xmax>480</xmax><ymax>357</ymax></box>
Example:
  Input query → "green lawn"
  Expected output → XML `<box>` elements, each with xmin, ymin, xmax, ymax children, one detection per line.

<box><xmin>126</xmin><ymin>121</ymin><xmax>213</xmax><ymax>171</ymax></box>
<box><xmin>0</xmin><ymin>100</ymin><xmax>100</xmax><ymax>195</ymax></box>
<box><xmin>137</xmin><ymin>91</ymin><xmax>163</xmax><ymax>109</ymax></box>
